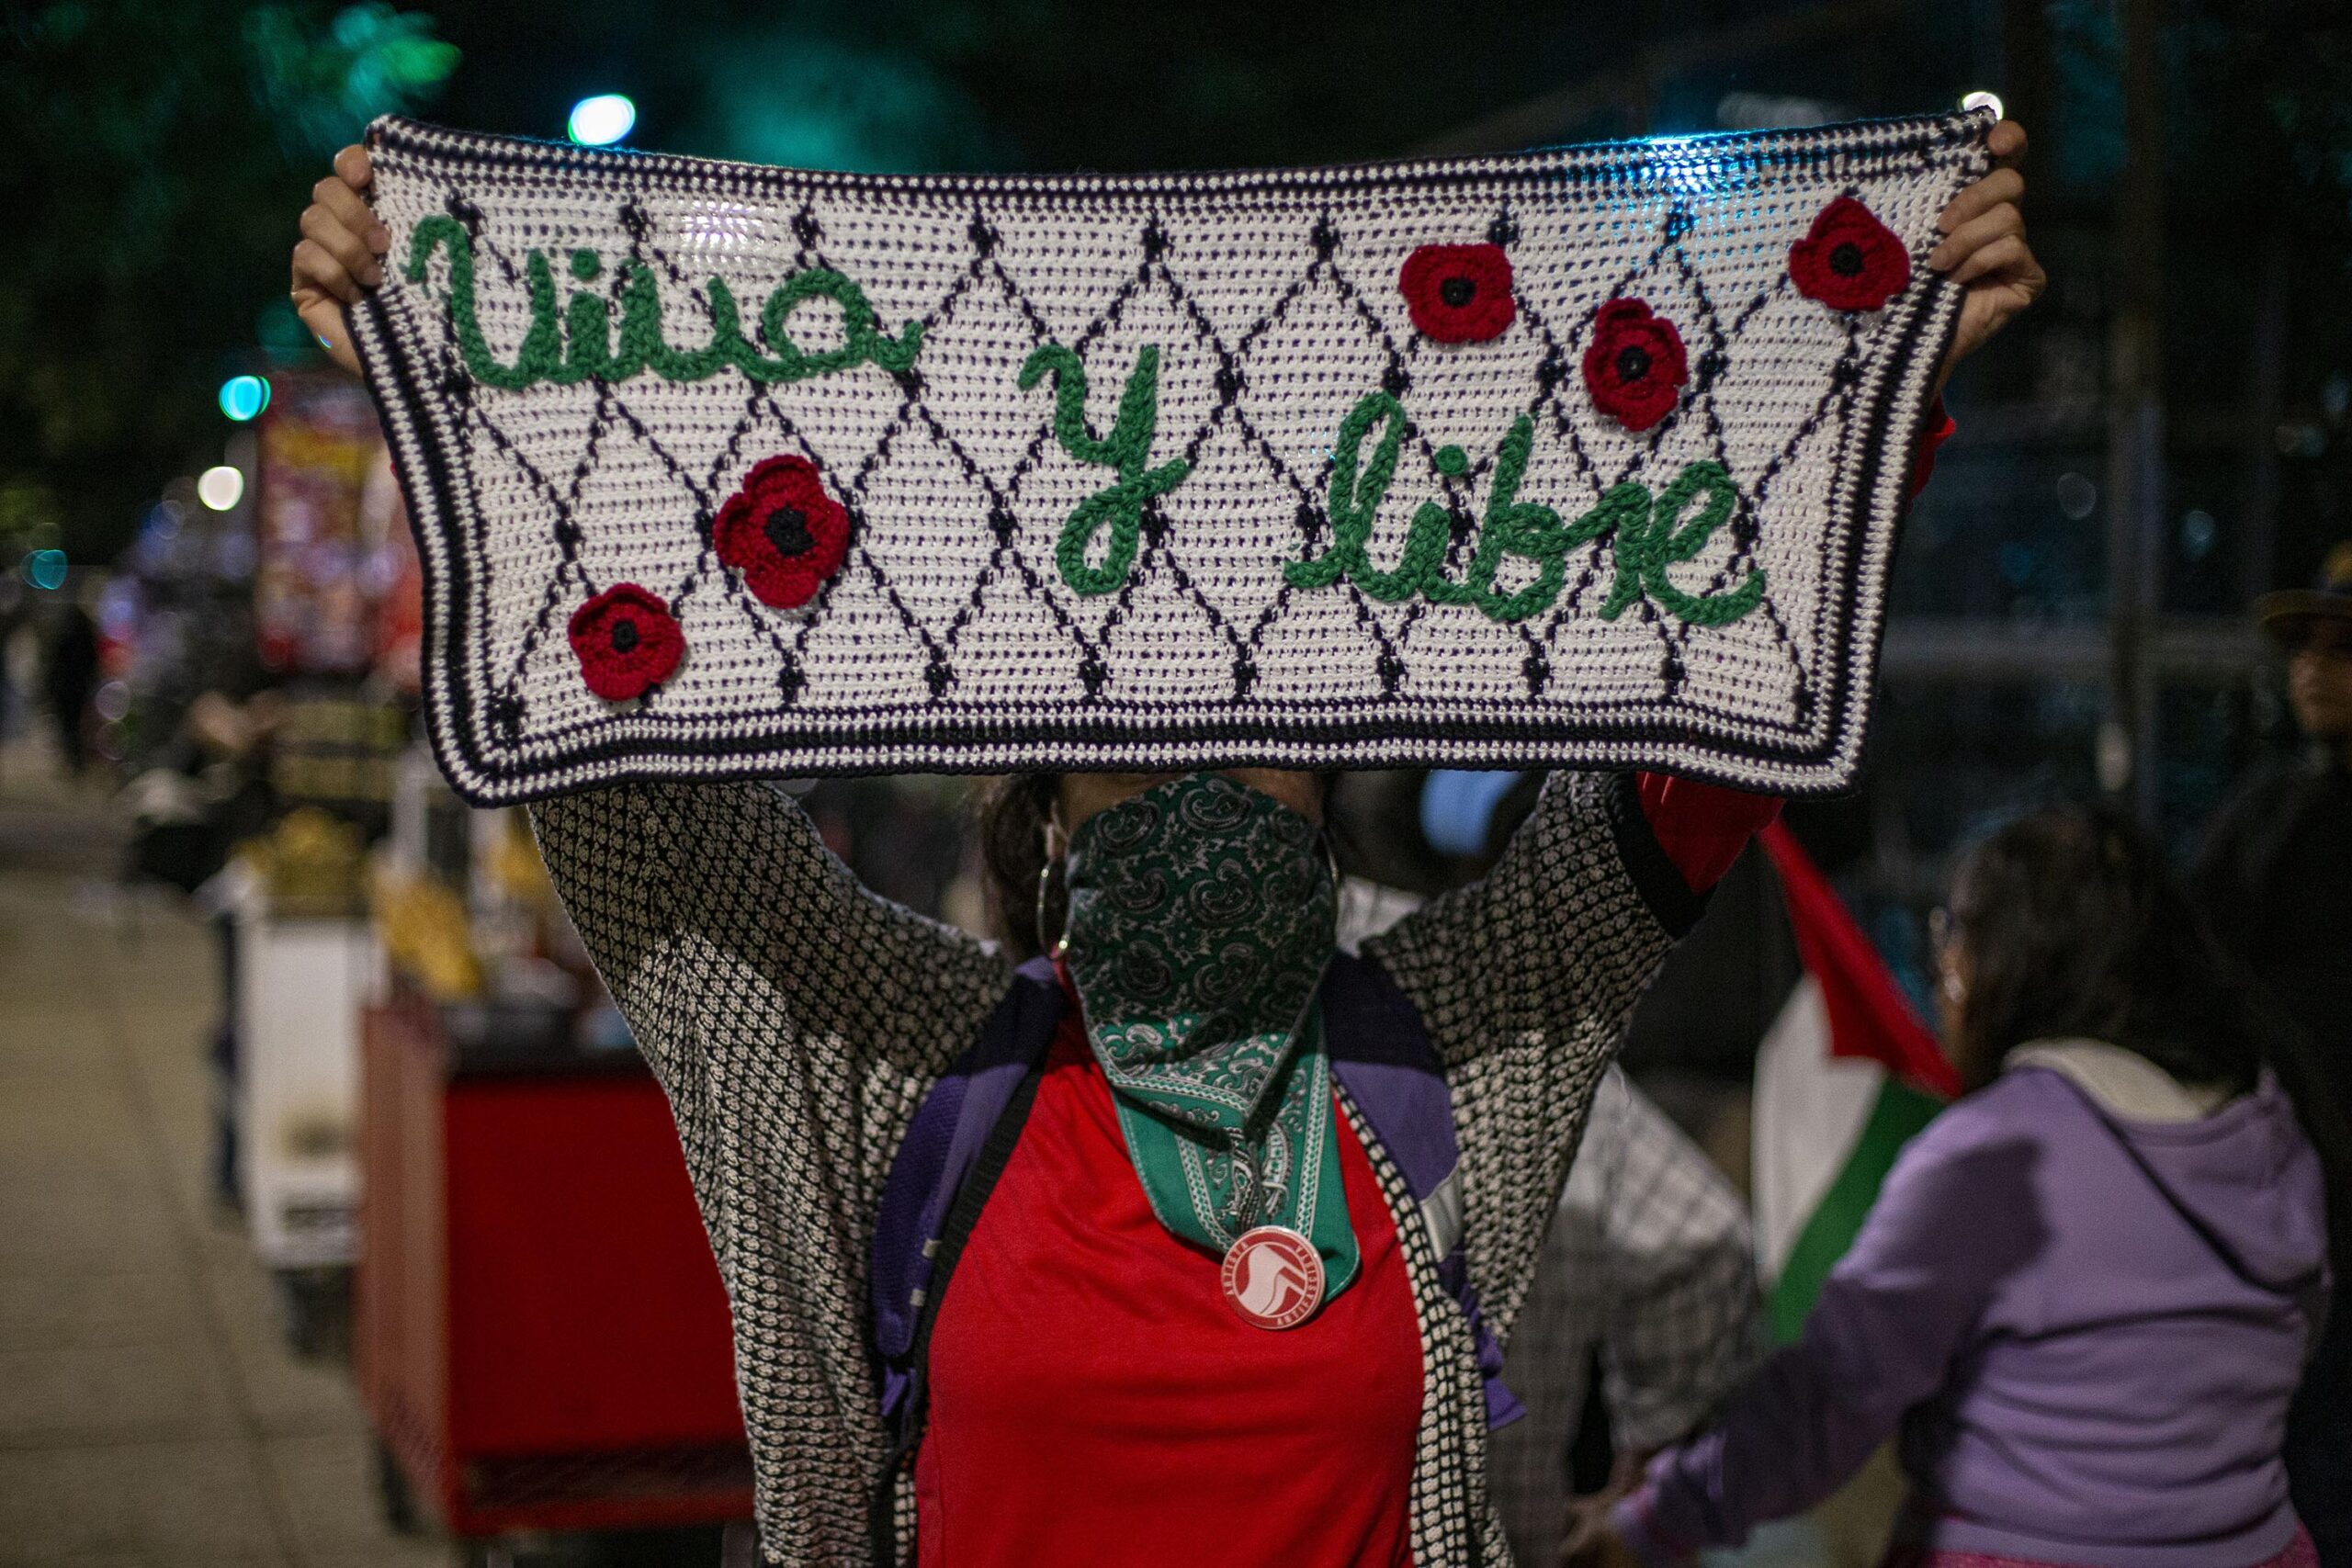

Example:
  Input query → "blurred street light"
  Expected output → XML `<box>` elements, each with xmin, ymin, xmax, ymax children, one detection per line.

<box><xmin>198</xmin><ymin>466</ymin><xmax>246</xmax><ymax>512</ymax></box>
<box><xmin>1962</xmin><ymin>89</ymin><xmax>2005</xmax><ymax>120</ymax></box>
<box><xmin>219</xmin><ymin>374</ymin><xmax>271</xmax><ymax>423</ymax></box>
<box><xmin>569</xmin><ymin>94</ymin><xmax>637</xmax><ymax>147</ymax></box>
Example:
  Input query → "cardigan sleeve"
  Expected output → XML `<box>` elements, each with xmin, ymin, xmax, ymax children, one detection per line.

<box><xmin>529</xmin><ymin>781</ymin><xmax>1015</xmax><ymax>1257</ymax></box>
<box><xmin>527</xmin><ymin>782</ymin><xmax>1017</xmax><ymax>1562</ymax></box>
<box><xmin>1361</xmin><ymin>772</ymin><xmax>1710</xmax><ymax>1340</ymax></box>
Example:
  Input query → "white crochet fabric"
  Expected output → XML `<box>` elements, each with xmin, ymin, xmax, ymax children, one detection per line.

<box><xmin>351</xmin><ymin>111</ymin><xmax>1988</xmax><ymax>804</ymax></box>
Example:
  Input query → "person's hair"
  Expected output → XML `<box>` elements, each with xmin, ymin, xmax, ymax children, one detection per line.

<box><xmin>1947</xmin><ymin>802</ymin><xmax>2352</xmax><ymax>1271</ymax></box>
<box><xmin>1947</xmin><ymin>806</ymin><xmax>2253</xmax><ymax>1089</ymax></box>
<box><xmin>975</xmin><ymin>773</ymin><xmax>1064</xmax><ymax>964</ymax></box>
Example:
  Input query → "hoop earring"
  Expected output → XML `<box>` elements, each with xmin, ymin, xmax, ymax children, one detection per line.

<box><xmin>1035</xmin><ymin>817</ymin><xmax>1068</xmax><ymax>957</ymax></box>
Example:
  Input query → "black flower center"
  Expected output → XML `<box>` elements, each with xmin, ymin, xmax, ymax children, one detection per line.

<box><xmin>1615</xmin><ymin>344</ymin><xmax>1653</xmax><ymax>384</ymax></box>
<box><xmin>1439</xmin><ymin>276</ymin><xmax>1476</xmax><ymax>308</ymax></box>
<box><xmin>1829</xmin><ymin>241</ymin><xmax>1865</xmax><ymax>276</ymax></box>
<box><xmin>609</xmin><ymin>618</ymin><xmax>640</xmax><ymax>653</ymax></box>
<box><xmin>764</xmin><ymin>503</ymin><xmax>814</xmax><ymax>558</ymax></box>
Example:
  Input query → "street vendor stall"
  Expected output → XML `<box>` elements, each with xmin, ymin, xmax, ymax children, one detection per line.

<box><xmin>356</xmin><ymin>750</ymin><xmax>752</xmax><ymax>1555</ymax></box>
<box><xmin>356</xmin><ymin>994</ymin><xmax>752</xmax><ymax>1550</ymax></box>
<box><xmin>225</xmin><ymin>807</ymin><xmax>382</xmax><ymax>1348</ymax></box>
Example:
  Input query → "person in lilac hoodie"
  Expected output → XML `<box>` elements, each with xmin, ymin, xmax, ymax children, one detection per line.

<box><xmin>1578</xmin><ymin>805</ymin><xmax>2350</xmax><ymax>1568</ymax></box>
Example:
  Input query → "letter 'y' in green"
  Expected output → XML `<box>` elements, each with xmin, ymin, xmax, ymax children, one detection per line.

<box><xmin>1021</xmin><ymin>344</ymin><xmax>1193</xmax><ymax>596</ymax></box>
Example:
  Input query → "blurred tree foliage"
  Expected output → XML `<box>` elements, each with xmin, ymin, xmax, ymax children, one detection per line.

<box><xmin>0</xmin><ymin>2</ymin><xmax>455</xmax><ymax>562</ymax></box>
<box><xmin>246</xmin><ymin>2</ymin><xmax>459</xmax><ymax>160</ymax></box>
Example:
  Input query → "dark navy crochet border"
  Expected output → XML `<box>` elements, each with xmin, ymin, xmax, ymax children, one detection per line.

<box><xmin>352</xmin><ymin>110</ymin><xmax>1984</xmax><ymax>807</ymax></box>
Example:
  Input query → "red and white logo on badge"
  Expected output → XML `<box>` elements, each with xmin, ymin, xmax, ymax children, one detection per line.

<box><xmin>1220</xmin><ymin>1225</ymin><xmax>1326</xmax><ymax>1330</ymax></box>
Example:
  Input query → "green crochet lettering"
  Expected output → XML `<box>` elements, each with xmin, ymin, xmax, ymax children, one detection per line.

<box><xmin>1282</xmin><ymin>390</ymin><xmax>1764</xmax><ymax>629</ymax></box>
<box><xmin>760</xmin><ymin>268</ymin><xmax>924</xmax><ymax>378</ymax></box>
<box><xmin>1420</xmin><ymin>415</ymin><xmax>1570</xmax><ymax>622</ymax></box>
<box><xmin>1596</xmin><ymin>459</ymin><xmax>1766</xmax><ymax>626</ymax></box>
<box><xmin>403</xmin><ymin>218</ymin><xmax>923</xmax><ymax>390</ymax></box>
<box><xmin>562</xmin><ymin>251</ymin><xmax>611</xmax><ymax>383</ymax></box>
<box><xmin>404</xmin><ymin>216</ymin><xmax>560</xmax><ymax>389</ymax></box>
<box><xmin>623</xmin><ymin>265</ymin><xmax>731</xmax><ymax>381</ymax></box>
<box><xmin>1283</xmin><ymin>391</ymin><xmax>1446</xmax><ymax>603</ymax></box>
<box><xmin>1021</xmin><ymin>343</ymin><xmax>1193</xmax><ymax>597</ymax></box>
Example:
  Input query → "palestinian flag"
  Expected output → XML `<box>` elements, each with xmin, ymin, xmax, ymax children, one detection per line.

<box><xmin>1751</xmin><ymin>820</ymin><xmax>1961</xmax><ymax>1343</ymax></box>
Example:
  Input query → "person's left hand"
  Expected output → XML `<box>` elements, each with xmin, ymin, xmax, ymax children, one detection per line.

<box><xmin>1928</xmin><ymin>118</ymin><xmax>2044</xmax><ymax>389</ymax></box>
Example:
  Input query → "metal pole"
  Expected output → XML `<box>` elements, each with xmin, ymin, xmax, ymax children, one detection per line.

<box><xmin>2242</xmin><ymin>237</ymin><xmax>2287</xmax><ymax>615</ymax></box>
<box><xmin>2108</xmin><ymin>0</ymin><xmax>2166</xmax><ymax>819</ymax></box>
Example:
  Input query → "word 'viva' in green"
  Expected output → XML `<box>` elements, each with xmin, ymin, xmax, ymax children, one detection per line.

<box><xmin>1284</xmin><ymin>391</ymin><xmax>1766</xmax><ymax>626</ymax></box>
<box><xmin>404</xmin><ymin>216</ymin><xmax>922</xmax><ymax>390</ymax></box>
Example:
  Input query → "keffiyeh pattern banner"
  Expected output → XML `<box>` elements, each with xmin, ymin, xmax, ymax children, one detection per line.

<box><xmin>351</xmin><ymin>111</ymin><xmax>1989</xmax><ymax>803</ymax></box>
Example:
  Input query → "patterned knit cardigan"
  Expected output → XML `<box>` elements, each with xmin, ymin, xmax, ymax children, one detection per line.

<box><xmin>528</xmin><ymin>768</ymin><xmax>1701</xmax><ymax>1567</ymax></box>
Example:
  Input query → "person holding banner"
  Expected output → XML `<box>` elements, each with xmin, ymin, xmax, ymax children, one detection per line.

<box><xmin>1575</xmin><ymin>807</ymin><xmax>2345</xmax><ymax>1568</ymax></box>
<box><xmin>292</xmin><ymin>121</ymin><xmax>2037</xmax><ymax>1568</ymax></box>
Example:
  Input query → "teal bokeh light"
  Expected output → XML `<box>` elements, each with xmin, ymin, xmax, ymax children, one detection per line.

<box><xmin>219</xmin><ymin>375</ymin><xmax>270</xmax><ymax>422</ymax></box>
<box><xmin>23</xmin><ymin>549</ymin><xmax>69</xmax><ymax>591</ymax></box>
<box><xmin>569</xmin><ymin>94</ymin><xmax>637</xmax><ymax>147</ymax></box>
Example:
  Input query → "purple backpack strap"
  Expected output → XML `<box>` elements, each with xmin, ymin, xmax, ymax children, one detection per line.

<box><xmin>869</xmin><ymin>955</ymin><xmax>1063</xmax><ymax>1420</ymax></box>
<box><xmin>1323</xmin><ymin>952</ymin><xmax>1526</xmax><ymax>1429</ymax></box>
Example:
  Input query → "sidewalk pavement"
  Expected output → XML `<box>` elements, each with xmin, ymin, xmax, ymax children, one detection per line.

<box><xmin>0</xmin><ymin>745</ymin><xmax>442</xmax><ymax>1568</ymax></box>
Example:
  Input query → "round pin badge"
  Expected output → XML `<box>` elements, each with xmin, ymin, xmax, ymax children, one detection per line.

<box><xmin>1219</xmin><ymin>1225</ymin><xmax>1325</xmax><ymax>1330</ymax></box>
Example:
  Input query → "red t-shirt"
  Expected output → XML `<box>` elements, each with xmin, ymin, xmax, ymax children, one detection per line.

<box><xmin>913</xmin><ymin>775</ymin><xmax>1786</xmax><ymax>1566</ymax></box>
<box><xmin>918</xmin><ymin>1013</ymin><xmax>1425</xmax><ymax>1568</ymax></box>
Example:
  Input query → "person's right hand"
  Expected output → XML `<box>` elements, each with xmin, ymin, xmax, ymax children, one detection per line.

<box><xmin>291</xmin><ymin>144</ymin><xmax>384</xmax><ymax>377</ymax></box>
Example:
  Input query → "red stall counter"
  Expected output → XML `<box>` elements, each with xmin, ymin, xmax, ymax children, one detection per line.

<box><xmin>358</xmin><ymin>998</ymin><xmax>753</xmax><ymax>1539</ymax></box>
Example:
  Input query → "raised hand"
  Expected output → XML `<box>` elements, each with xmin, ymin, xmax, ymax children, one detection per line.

<box><xmin>290</xmin><ymin>143</ymin><xmax>383</xmax><ymax>377</ymax></box>
<box><xmin>1928</xmin><ymin>119</ymin><xmax>2044</xmax><ymax>387</ymax></box>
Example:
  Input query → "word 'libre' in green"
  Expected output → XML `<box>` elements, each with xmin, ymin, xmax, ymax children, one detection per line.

<box><xmin>404</xmin><ymin>216</ymin><xmax>922</xmax><ymax>390</ymax></box>
<box><xmin>1284</xmin><ymin>391</ymin><xmax>1767</xmax><ymax>627</ymax></box>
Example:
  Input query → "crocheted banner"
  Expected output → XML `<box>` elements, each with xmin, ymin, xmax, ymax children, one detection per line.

<box><xmin>351</xmin><ymin>111</ymin><xmax>1989</xmax><ymax>804</ymax></box>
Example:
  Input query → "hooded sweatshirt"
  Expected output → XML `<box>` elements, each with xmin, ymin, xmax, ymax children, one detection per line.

<box><xmin>1618</xmin><ymin>1044</ymin><xmax>2332</xmax><ymax>1568</ymax></box>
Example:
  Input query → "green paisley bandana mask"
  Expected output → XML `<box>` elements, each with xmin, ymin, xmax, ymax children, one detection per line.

<box><xmin>1062</xmin><ymin>772</ymin><xmax>1358</xmax><ymax>1300</ymax></box>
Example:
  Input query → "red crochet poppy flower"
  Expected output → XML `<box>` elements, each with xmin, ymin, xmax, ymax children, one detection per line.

<box><xmin>713</xmin><ymin>455</ymin><xmax>851</xmax><ymax>609</ymax></box>
<box><xmin>1581</xmin><ymin>298</ymin><xmax>1689</xmax><ymax>432</ymax></box>
<box><xmin>568</xmin><ymin>583</ymin><xmax>684</xmax><ymax>701</ymax></box>
<box><xmin>1788</xmin><ymin>197</ymin><xmax>1912</xmax><ymax>312</ymax></box>
<box><xmin>1399</xmin><ymin>243</ymin><xmax>1515</xmax><ymax>344</ymax></box>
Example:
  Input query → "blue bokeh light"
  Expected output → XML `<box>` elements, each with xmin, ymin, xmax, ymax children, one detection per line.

<box><xmin>569</xmin><ymin>94</ymin><xmax>637</xmax><ymax>147</ymax></box>
<box><xmin>219</xmin><ymin>374</ymin><xmax>270</xmax><ymax>422</ymax></box>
